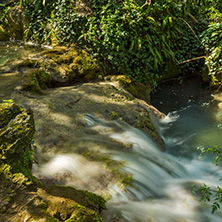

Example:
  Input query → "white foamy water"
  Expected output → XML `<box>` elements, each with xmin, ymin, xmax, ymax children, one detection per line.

<box><xmin>32</xmin><ymin>113</ymin><xmax>222</xmax><ymax>221</ymax></box>
<box><xmin>32</xmin><ymin>153</ymin><xmax>109</xmax><ymax>193</ymax></box>
<box><xmin>84</xmin><ymin>114</ymin><xmax>222</xmax><ymax>222</ymax></box>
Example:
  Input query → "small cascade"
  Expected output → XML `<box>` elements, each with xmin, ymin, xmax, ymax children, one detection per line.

<box><xmin>84</xmin><ymin>114</ymin><xmax>222</xmax><ymax>222</ymax></box>
<box><xmin>32</xmin><ymin>111</ymin><xmax>222</xmax><ymax>221</ymax></box>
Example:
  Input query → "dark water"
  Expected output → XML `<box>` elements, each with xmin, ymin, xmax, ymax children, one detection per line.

<box><xmin>151</xmin><ymin>77</ymin><xmax>222</xmax><ymax>160</ymax></box>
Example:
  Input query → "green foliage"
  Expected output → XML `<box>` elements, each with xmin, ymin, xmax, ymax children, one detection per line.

<box><xmin>19</xmin><ymin>0</ymin><xmax>208</xmax><ymax>83</ymax></box>
<box><xmin>193</xmin><ymin>183</ymin><xmax>222</xmax><ymax>214</ymax></box>
<box><xmin>81</xmin><ymin>0</ymin><xmax>205</xmax><ymax>82</ymax></box>
<box><xmin>23</xmin><ymin>1</ymin><xmax>55</xmax><ymax>43</ymax></box>
<box><xmin>2</xmin><ymin>0</ymin><xmax>221</xmax><ymax>84</ymax></box>
<box><xmin>52</xmin><ymin>0</ymin><xmax>88</xmax><ymax>44</ymax></box>
<box><xmin>197</xmin><ymin>0</ymin><xmax>222</xmax><ymax>86</ymax></box>
<box><xmin>197</xmin><ymin>145</ymin><xmax>222</xmax><ymax>213</ymax></box>
<box><xmin>202</xmin><ymin>23</ymin><xmax>222</xmax><ymax>82</ymax></box>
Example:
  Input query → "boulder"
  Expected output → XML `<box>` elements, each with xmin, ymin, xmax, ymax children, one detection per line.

<box><xmin>0</xmin><ymin>102</ymin><xmax>34</xmax><ymax>167</ymax></box>
<box><xmin>0</xmin><ymin>101</ymin><xmax>106</xmax><ymax>222</ymax></box>
<box><xmin>36</xmin><ymin>46</ymin><xmax>102</xmax><ymax>86</ymax></box>
<box><xmin>5</xmin><ymin>46</ymin><xmax>102</xmax><ymax>92</ymax></box>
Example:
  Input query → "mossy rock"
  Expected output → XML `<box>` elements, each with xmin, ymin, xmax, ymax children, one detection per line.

<box><xmin>137</xmin><ymin>113</ymin><xmax>155</xmax><ymax>131</ymax></box>
<box><xmin>67</xmin><ymin>207</ymin><xmax>104</xmax><ymax>222</ymax></box>
<box><xmin>127</xmin><ymin>81</ymin><xmax>151</xmax><ymax>103</ymax></box>
<box><xmin>0</xmin><ymin>102</ymin><xmax>22</xmax><ymax>128</ymax></box>
<box><xmin>106</xmin><ymin>75</ymin><xmax>151</xmax><ymax>103</ymax></box>
<box><xmin>0</xmin><ymin>102</ymin><xmax>105</xmax><ymax>221</ymax></box>
<box><xmin>44</xmin><ymin>186</ymin><xmax>106</xmax><ymax>213</ymax></box>
<box><xmin>2</xmin><ymin>46</ymin><xmax>102</xmax><ymax>89</ymax></box>
<box><xmin>36</xmin><ymin>185</ymin><xmax>105</xmax><ymax>222</ymax></box>
<box><xmin>21</xmin><ymin>68</ymin><xmax>51</xmax><ymax>94</ymax></box>
<box><xmin>37</xmin><ymin>46</ymin><xmax>102</xmax><ymax>85</ymax></box>
<box><xmin>0</xmin><ymin>102</ymin><xmax>35</xmax><ymax>169</ymax></box>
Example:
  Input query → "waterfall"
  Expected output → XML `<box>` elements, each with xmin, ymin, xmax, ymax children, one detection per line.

<box><xmin>32</xmin><ymin>111</ymin><xmax>222</xmax><ymax>221</ymax></box>
<box><xmin>84</xmin><ymin>114</ymin><xmax>222</xmax><ymax>222</ymax></box>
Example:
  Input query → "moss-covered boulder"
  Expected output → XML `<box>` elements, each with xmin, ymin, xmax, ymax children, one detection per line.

<box><xmin>105</xmin><ymin>75</ymin><xmax>151</xmax><ymax>103</ymax></box>
<box><xmin>36</xmin><ymin>46</ymin><xmax>102</xmax><ymax>86</ymax></box>
<box><xmin>0</xmin><ymin>102</ymin><xmax>34</xmax><ymax>168</ymax></box>
<box><xmin>7</xmin><ymin>46</ymin><xmax>102</xmax><ymax>92</ymax></box>
<box><xmin>21</xmin><ymin>68</ymin><xmax>51</xmax><ymax>94</ymax></box>
<box><xmin>0</xmin><ymin>101</ymin><xmax>106</xmax><ymax>222</ymax></box>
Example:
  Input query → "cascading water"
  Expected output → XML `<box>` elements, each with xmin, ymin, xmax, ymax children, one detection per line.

<box><xmin>84</xmin><ymin>113</ymin><xmax>222</xmax><ymax>222</ymax></box>
<box><xmin>83</xmin><ymin>78</ymin><xmax>222</xmax><ymax>221</ymax></box>
<box><xmin>3</xmin><ymin>42</ymin><xmax>222</xmax><ymax>221</ymax></box>
<box><xmin>31</xmin><ymin>79</ymin><xmax>222</xmax><ymax>221</ymax></box>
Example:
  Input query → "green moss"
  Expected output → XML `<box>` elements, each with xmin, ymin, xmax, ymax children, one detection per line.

<box><xmin>75</xmin><ymin>56</ymin><xmax>83</xmax><ymax>65</ymax></box>
<box><xmin>22</xmin><ymin>69</ymin><xmax>51</xmax><ymax>94</ymax></box>
<box><xmin>78</xmin><ymin>189</ymin><xmax>106</xmax><ymax>212</ymax></box>
<box><xmin>109</xmin><ymin>111</ymin><xmax>119</xmax><ymax>120</ymax></box>
<box><xmin>67</xmin><ymin>206</ymin><xmax>104</xmax><ymax>222</ymax></box>
<box><xmin>0</xmin><ymin>163</ymin><xmax>32</xmax><ymax>191</ymax></box>
<box><xmin>0</xmin><ymin>102</ymin><xmax>35</xmax><ymax>179</ymax></box>
<box><xmin>127</xmin><ymin>84</ymin><xmax>138</xmax><ymax>95</ymax></box>
<box><xmin>44</xmin><ymin>185</ymin><xmax>106</xmax><ymax>213</ymax></box>
<box><xmin>110</xmin><ymin>92</ymin><xmax>133</xmax><ymax>102</ymax></box>
<box><xmin>137</xmin><ymin>114</ymin><xmax>155</xmax><ymax>131</ymax></box>
<box><xmin>70</xmin><ymin>50</ymin><xmax>100</xmax><ymax>80</ymax></box>
<box><xmin>151</xmin><ymin>132</ymin><xmax>159</xmax><ymax>141</ymax></box>
<box><xmin>116</xmin><ymin>75</ymin><xmax>132</xmax><ymax>85</ymax></box>
<box><xmin>38</xmin><ymin>198</ymin><xmax>48</xmax><ymax>210</ymax></box>
<box><xmin>119</xmin><ymin>174</ymin><xmax>133</xmax><ymax>187</ymax></box>
<box><xmin>105</xmin><ymin>160</ymin><xmax>124</xmax><ymax>173</ymax></box>
<box><xmin>0</xmin><ymin>103</ymin><xmax>22</xmax><ymax>128</ymax></box>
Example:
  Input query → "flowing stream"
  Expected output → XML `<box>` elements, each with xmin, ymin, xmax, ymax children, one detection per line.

<box><xmin>1</xmin><ymin>43</ymin><xmax>222</xmax><ymax>221</ymax></box>
<box><xmin>102</xmin><ymin>77</ymin><xmax>222</xmax><ymax>221</ymax></box>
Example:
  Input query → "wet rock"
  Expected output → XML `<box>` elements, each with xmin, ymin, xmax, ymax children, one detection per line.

<box><xmin>35</xmin><ymin>46</ymin><xmax>102</xmax><ymax>86</ymax></box>
<box><xmin>0</xmin><ymin>102</ymin><xmax>34</xmax><ymax>166</ymax></box>
<box><xmin>11</xmin><ymin>81</ymin><xmax>165</xmax><ymax>196</ymax></box>
<box><xmin>0</xmin><ymin>101</ymin><xmax>106</xmax><ymax>222</ymax></box>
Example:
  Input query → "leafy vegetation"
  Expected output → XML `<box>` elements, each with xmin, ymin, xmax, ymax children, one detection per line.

<box><xmin>196</xmin><ymin>145</ymin><xmax>222</xmax><ymax>213</ymax></box>
<box><xmin>0</xmin><ymin>0</ymin><xmax>219</xmax><ymax>85</ymax></box>
<box><xmin>197</xmin><ymin>0</ymin><xmax>222</xmax><ymax>87</ymax></box>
